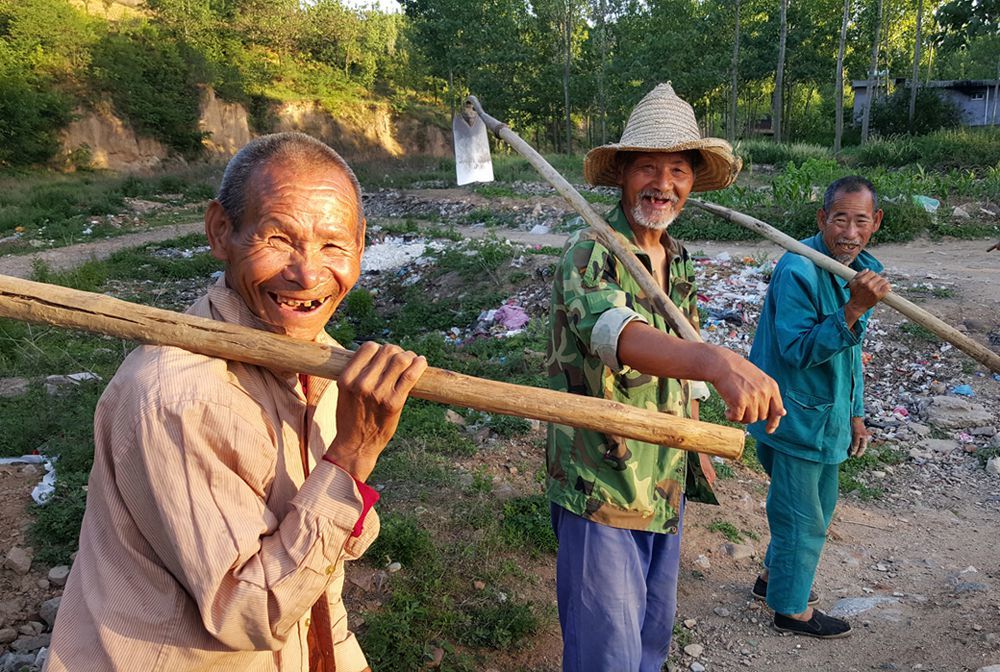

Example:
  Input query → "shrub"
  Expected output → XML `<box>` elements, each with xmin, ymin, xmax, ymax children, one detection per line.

<box><xmin>90</xmin><ymin>25</ymin><xmax>206</xmax><ymax>155</ymax></box>
<box><xmin>849</xmin><ymin>127</ymin><xmax>1000</xmax><ymax>170</ymax></box>
<box><xmin>737</xmin><ymin>139</ymin><xmax>832</xmax><ymax>168</ymax></box>
<box><xmin>869</xmin><ymin>87</ymin><xmax>961</xmax><ymax>137</ymax></box>
<box><xmin>0</xmin><ymin>54</ymin><xmax>73</xmax><ymax>166</ymax></box>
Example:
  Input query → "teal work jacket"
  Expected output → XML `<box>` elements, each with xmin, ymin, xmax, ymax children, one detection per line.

<box><xmin>747</xmin><ymin>234</ymin><xmax>883</xmax><ymax>464</ymax></box>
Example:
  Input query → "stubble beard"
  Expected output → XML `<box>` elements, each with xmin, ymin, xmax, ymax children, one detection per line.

<box><xmin>630</xmin><ymin>193</ymin><xmax>679</xmax><ymax>231</ymax></box>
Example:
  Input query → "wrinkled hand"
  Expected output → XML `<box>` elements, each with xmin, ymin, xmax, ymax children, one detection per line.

<box><xmin>325</xmin><ymin>342</ymin><xmax>427</xmax><ymax>482</ymax></box>
<box><xmin>710</xmin><ymin>352</ymin><xmax>786</xmax><ymax>433</ymax></box>
<box><xmin>849</xmin><ymin>416</ymin><xmax>870</xmax><ymax>458</ymax></box>
<box><xmin>847</xmin><ymin>269</ymin><xmax>891</xmax><ymax>314</ymax></box>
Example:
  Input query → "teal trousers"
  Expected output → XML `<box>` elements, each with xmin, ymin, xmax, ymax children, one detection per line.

<box><xmin>757</xmin><ymin>441</ymin><xmax>840</xmax><ymax>615</ymax></box>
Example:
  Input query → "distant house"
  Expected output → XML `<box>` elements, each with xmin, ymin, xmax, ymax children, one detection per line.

<box><xmin>852</xmin><ymin>79</ymin><xmax>1000</xmax><ymax>127</ymax></box>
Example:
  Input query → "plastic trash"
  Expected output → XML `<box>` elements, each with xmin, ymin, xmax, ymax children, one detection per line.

<box><xmin>950</xmin><ymin>384</ymin><xmax>975</xmax><ymax>397</ymax></box>
<box><xmin>912</xmin><ymin>195</ymin><xmax>940</xmax><ymax>213</ymax></box>
<box><xmin>494</xmin><ymin>304</ymin><xmax>530</xmax><ymax>331</ymax></box>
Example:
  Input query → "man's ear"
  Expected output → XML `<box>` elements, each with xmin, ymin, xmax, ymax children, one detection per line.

<box><xmin>205</xmin><ymin>201</ymin><xmax>233</xmax><ymax>263</ymax></box>
<box><xmin>816</xmin><ymin>208</ymin><xmax>827</xmax><ymax>231</ymax></box>
<box><xmin>872</xmin><ymin>208</ymin><xmax>884</xmax><ymax>233</ymax></box>
<box><xmin>357</xmin><ymin>217</ymin><xmax>367</xmax><ymax>257</ymax></box>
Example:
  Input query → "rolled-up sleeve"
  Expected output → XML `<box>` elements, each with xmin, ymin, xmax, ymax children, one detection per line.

<box><xmin>561</xmin><ymin>238</ymin><xmax>639</xmax><ymax>358</ymax></box>
<box><xmin>592</xmin><ymin>306</ymin><xmax>649</xmax><ymax>372</ymax></box>
<box><xmin>117</xmin><ymin>399</ymin><xmax>374</xmax><ymax>651</ymax></box>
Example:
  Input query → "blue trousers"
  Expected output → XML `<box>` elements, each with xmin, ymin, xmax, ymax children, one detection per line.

<box><xmin>550</xmin><ymin>501</ymin><xmax>684</xmax><ymax>672</ymax></box>
<box><xmin>758</xmin><ymin>442</ymin><xmax>839</xmax><ymax>615</ymax></box>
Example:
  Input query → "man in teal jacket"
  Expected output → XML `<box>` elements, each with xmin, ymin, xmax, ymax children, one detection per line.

<box><xmin>748</xmin><ymin>175</ymin><xmax>891</xmax><ymax>638</ymax></box>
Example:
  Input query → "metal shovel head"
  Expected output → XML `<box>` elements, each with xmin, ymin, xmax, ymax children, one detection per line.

<box><xmin>453</xmin><ymin>112</ymin><xmax>494</xmax><ymax>186</ymax></box>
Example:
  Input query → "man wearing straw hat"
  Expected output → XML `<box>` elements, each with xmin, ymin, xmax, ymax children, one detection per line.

<box><xmin>546</xmin><ymin>83</ymin><xmax>785</xmax><ymax>671</ymax></box>
<box><xmin>46</xmin><ymin>133</ymin><xmax>426</xmax><ymax>672</ymax></box>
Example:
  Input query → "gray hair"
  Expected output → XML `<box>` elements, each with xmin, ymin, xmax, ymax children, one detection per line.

<box><xmin>217</xmin><ymin>132</ymin><xmax>364</xmax><ymax>235</ymax></box>
<box><xmin>823</xmin><ymin>175</ymin><xmax>878</xmax><ymax>213</ymax></box>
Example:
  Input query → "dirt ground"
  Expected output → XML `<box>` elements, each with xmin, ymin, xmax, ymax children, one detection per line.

<box><xmin>1</xmin><ymin>192</ymin><xmax>998</xmax><ymax>672</ymax></box>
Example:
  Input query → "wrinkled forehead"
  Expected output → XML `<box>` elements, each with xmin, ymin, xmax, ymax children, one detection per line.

<box><xmin>826</xmin><ymin>187</ymin><xmax>878</xmax><ymax>215</ymax></box>
<box><xmin>247</xmin><ymin>159</ymin><xmax>362</xmax><ymax>235</ymax></box>
<box><xmin>621</xmin><ymin>150</ymin><xmax>695</xmax><ymax>170</ymax></box>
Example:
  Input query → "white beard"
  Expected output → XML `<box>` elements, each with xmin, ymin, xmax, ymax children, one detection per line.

<box><xmin>631</xmin><ymin>201</ymin><xmax>678</xmax><ymax>231</ymax></box>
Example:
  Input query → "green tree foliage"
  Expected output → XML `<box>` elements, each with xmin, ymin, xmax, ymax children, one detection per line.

<box><xmin>89</xmin><ymin>24</ymin><xmax>206</xmax><ymax>154</ymax></box>
<box><xmin>870</xmin><ymin>86</ymin><xmax>961</xmax><ymax>135</ymax></box>
<box><xmin>2</xmin><ymin>0</ymin><xmax>997</xmax><ymax>166</ymax></box>
<box><xmin>0</xmin><ymin>45</ymin><xmax>73</xmax><ymax>165</ymax></box>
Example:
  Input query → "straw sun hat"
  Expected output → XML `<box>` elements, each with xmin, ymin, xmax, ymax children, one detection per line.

<box><xmin>584</xmin><ymin>82</ymin><xmax>742</xmax><ymax>192</ymax></box>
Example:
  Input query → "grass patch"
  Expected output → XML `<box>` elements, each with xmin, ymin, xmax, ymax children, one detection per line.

<box><xmin>0</xmin><ymin>167</ymin><xmax>219</xmax><ymax>254</ymax></box>
<box><xmin>500</xmin><ymin>495</ymin><xmax>558</xmax><ymax>556</ymax></box>
<box><xmin>707</xmin><ymin>519</ymin><xmax>758</xmax><ymax>544</ymax></box>
<box><xmin>900</xmin><ymin>322</ymin><xmax>940</xmax><ymax>343</ymax></box>
<box><xmin>839</xmin><ymin>444</ymin><xmax>906</xmax><ymax>501</ymax></box>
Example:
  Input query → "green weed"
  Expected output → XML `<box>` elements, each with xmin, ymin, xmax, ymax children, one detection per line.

<box><xmin>500</xmin><ymin>495</ymin><xmax>557</xmax><ymax>555</ymax></box>
<box><xmin>707</xmin><ymin>520</ymin><xmax>758</xmax><ymax>543</ymax></box>
<box><xmin>839</xmin><ymin>445</ymin><xmax>905</xmax><ymax>501</ymax></box>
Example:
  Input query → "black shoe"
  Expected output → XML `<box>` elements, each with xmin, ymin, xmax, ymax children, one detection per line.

<box><xmin>773</xmin><ymin>610</ymin><xmax>852</xmax><ymax>639</ymax></box>
<box><xmin>752</xmin><ymin>576</ymin><xmax>819</xmax><ymax>606</ymax></box>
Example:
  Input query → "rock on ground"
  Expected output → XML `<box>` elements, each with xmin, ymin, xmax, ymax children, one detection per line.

<box><xmin>4</xmin><ymin>547</ymin><xmax>32</xmax><ymax>576</ymax></box>
<box><xmin>923</xmin><ymin>395</ymin><xmax>993</xmax><ymax>430</ymax></box>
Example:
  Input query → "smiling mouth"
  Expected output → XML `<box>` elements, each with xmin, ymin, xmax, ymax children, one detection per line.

<box><xmin>269</xmin><ymin>292</ymin><xmax>330</xmax><ymax>313</ymax></box>
<box><xmin>642</xmin><ymin>193</ymin><xmax>677</xmax><ymax>208</ymax></box>
<box><xmin>836</xmin><ymin>240</ymin><xmax>860</xmax><ymax>252</ymax></box>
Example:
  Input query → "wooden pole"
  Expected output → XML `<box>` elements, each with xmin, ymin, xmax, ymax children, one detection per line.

<box><xmin>465</xmin><ymin>95</ymin><xmax>702</xmax><ymax>344</ymax></box>
<box><xmin>0</xmin><ymin>274</ymin><xmax>745</xmax><ymax>459</ymax></box>
<box><xmin>688</xmin><ymin>199</ymin><xmax>1000</xmax><ymax>374</ymax></box>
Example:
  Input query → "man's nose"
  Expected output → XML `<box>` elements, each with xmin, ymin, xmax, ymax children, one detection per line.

<box><xmin>652</xmin><ymin>167</ymin><xmax>675</xmax><ymax>192</ymax></box>
<box><xmin>284</xmin><ymin>249</ymin><xmax>328</xmax><ymax>288</ymax></box>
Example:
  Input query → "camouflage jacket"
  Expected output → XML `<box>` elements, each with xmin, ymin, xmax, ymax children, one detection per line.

<box><xmin>545</xmin><ymin>204</ymin><xmax>718</xmax><ymax>533</ymax></box>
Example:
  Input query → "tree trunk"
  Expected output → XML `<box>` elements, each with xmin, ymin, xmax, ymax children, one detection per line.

<box><xmin>596</xmin><ymin>0</ymin><xmax>608</xmax><ymax>144</ymax></box>
<box><xmin>834</xmin><ymin>0</ymin><xmax>850</xmax><ymax>154</ymax></box>
<box><xmin>908</xmin><ymin>0</ymin><xmax>924</xmax><ymax>130</ymax></box>
<box><xmin>861</xmin><ymin>0</ymin><xmax>883</xmax><ymax>144</ymax></box>
<box><xmin>563</xmin><ymin>1</ymin><xmax>573</xmax><ymax>154</ymax></box>
<box><xmin>772</xmin><ymin>0</ymin><xmax>788</xmax><ymax>142</ymax></box>
<box><xmin>729</xmin><ymin>0</ymin><xmax>741</xmax><ymax>143</ymax></box>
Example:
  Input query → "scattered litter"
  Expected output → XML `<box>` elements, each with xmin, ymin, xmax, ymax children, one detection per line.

<box><xmin>529</xmin><ymin>224</ymin><xmax>551</xmax><ymax>235</ymax></box>
<box><xmin>362</xmin><ymin>236</ymin><xmax>440</xmax><ymax>273</ymax></box>
<box><xmin>0</xmin><ymin>455</ymin><xmax>57</xmax><ymax>505</ymax></box>
<box><xmin>493</xmin><ymin>304</ymin><xmax>530</xmax><ymax>331</ymax></box>
<box><xmin>912</xmin><ymin>195</ymin><xmax>940</xmax><ymax>213</ymax></box>
<box><xmin>951</xmin><ymin>384</ymin><xmax>975</xmax><ymax>397</ymax></box>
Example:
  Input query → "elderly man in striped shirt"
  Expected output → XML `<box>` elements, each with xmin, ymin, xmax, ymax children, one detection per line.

<box><xmin>46</xmin><ymin>133</ymin><xmax>426</xmax><ymax>672</ymax></box>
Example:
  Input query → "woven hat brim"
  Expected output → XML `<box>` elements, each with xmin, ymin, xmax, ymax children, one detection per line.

<box><xmin>584</xmin><ymin>139</ymin><xmax>742</xmax><ymax>192</ymax></box>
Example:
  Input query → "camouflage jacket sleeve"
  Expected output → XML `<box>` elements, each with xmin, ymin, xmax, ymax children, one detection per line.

<box><xmin>558</xmin><ymin>234</ymin><xmax>643</xmax><ymax>358</ymax></box>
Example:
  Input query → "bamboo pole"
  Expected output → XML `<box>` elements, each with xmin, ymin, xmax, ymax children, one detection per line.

<box><xmin>0</xmin><ymin>274</ymin><xmax>745</xmax><ymax>459</ymax></box>
<box><xmin>465</xmin><ymin>95</ymin><xmax>702</xmax><ymax>344</ymax></box>
<box><xmin>688</xmin><ymin>198</ymin><xmax>1000</xmax><ymax>374</ymax></box>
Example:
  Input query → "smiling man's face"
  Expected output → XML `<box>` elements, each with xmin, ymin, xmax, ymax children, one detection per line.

<box><xmin>619</xmin><ymin>151</ymin><xmax>695</xmax><ymax>232</ymax></box>
<box><xmin>817</xmin><ymin>187</ymin><xmax>882</xmax><ymax>265</ymax></box>
<box><xmin>206</xmin><ymin>158</ymin><xmax>363</xmax><ymax>341</ymax></box>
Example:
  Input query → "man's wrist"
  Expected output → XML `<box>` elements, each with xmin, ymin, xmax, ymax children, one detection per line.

<box><xmin>324</xmin><ymin>444</ymin><xmax>376</xmax><ymax>482</ymax></box>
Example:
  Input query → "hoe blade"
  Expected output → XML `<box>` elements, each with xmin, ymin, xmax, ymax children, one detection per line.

<box><xmin>452</xmin><ymin>111</ymin><xmax>494</xmax><ymax>186</ymax></box>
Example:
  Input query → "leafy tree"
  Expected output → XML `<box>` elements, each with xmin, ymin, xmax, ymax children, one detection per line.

<box><xmin>89</xmin><ymin>23</ymin><xmax>206</xmax><ymax>155</ymax></box>
<box><xmin>0</xmin><ymin>44</ymin><xmax>73</xmax><ymax>165</ymax></box>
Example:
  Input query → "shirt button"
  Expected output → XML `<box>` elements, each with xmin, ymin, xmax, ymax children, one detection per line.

<box><xmin>325</xmin><ymin>565</ymin><xmax>335</xmax><ymax>575</ymax></box>
<box><xmin>305</xmin><ymin>617</ymin><xmax>311</xmax><ymax>628</ymax></box>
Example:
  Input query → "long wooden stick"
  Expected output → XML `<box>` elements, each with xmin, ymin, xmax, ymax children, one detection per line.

<box><xmin>465</xmin><ymin>96</ymin><xmax>702</xmax><ymax>343</ymax></box>
<box><xmin>0</xmin><ymin>274</ymin><xmax>745</xmax><ymax>459</ymax></box>
<box><xmin>688</xmin><ymin>198</ymin><xmax>1000</xmax><ymax>374</ymax></box>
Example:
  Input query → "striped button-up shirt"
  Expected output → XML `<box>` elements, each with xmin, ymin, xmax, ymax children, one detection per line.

<box><xmin>46</xmin><ymin>277</ymin><xmax>378</xmax><ymax>672</ymax></box>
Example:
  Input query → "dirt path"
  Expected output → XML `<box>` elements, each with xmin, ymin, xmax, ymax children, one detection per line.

<box><xmin>0</xmin><ymin>222</ymin><xmax>204</xmax><ymax>278</ymax></box>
